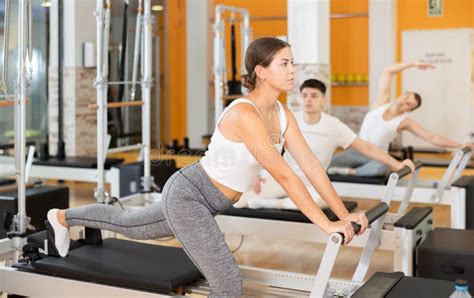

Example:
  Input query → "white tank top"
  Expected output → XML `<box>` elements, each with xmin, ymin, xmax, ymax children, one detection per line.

<box><xmin>200</xmin><ymin>98</ymin><xmax>287</xmax><ymax>192</ymax></box>
<box><xmin>359</xmin><ymin>103</ymin><xmax>408</xmax><ymax>151</ymax></box>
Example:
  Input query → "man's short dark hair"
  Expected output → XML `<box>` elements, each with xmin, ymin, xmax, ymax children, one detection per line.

<box><xmin>299</xmin><ymin>79</ymin><xmax>326</xmax><ymax>95</ymax></box>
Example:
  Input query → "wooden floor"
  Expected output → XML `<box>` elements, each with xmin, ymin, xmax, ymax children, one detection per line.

<box><xmin>42</xmin><ymin>153</ymin><xmax>473</xmax><ymax>285</ymax></box>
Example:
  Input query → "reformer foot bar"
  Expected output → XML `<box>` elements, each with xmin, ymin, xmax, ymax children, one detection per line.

<box><xmin>330</xmin><ymin>147</ymin><xmax>473</xmax><ymax>229</ymax></box>
<box><xmin>217</xmin><ymin>162</ymin><xmax>434</xmax><ymax>276</ymax></box>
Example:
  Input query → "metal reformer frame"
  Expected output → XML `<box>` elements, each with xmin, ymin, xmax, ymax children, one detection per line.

<box><xmin>25</xmin><ymin>0</ymin><xmax>157</xmax><ymax>204</ymax></box>
<box><xmin>0</xmin><ymin>204</ymin><xmax>393</xmax><ymax>298</ymax></box>
<box><xmin>216</xmin><ymin>163</ymin><xmax>434</xmax><ymax>277</ymax></box>
<box><xmin>213</xmin><ymin>4</ymin><xmax>250</xmax><ymax>123</ymax></box>
<box><xmin>0</xmin><ymin>0</ymin><xmax>36</xmax><ymax>264</ymax></box>
<box><xmin>95</xmin><ymin>0</ymin><xmax>155</xmax><ymax>204</ymax></box>
<box><xmin>331</xmin><ymin>147</ymin><xmax>472</xmax><ymax>229</ymax></box>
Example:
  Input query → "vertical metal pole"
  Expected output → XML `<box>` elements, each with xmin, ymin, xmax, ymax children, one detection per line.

<box><xmin>213</xmin><ymin>5</ymin><xmax>223</xmax><ymax>124</ymax></box>
<box><xmin>1</xmin><ymin>0</ymin><xmax>10</xmax><ymax>95</ymax></box>
<box><xmin>95</xmin><ymin>0</ymin><xmax>106</xmax><ymax>203</ymax></box>
<box><xmin>130</xmin><ymin>0</ymin><xmax>142</xmax><ymax>101</ymax></box>
<box><xmin>242</xmin><ymin>11</ymin><xmax>250</xmax><ymax>81</ymax></box>
<box><xmin>141</xmin><ymin>0</ymin><xmax>153</xmax><ymax>192</ymax></box>
<box><xmin>17</xmin><ymin>0</ymin><xmax>27</xmax><ymax>235</ymax></box>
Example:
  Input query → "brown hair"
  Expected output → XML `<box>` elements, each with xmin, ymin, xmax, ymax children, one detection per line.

<box><xmin>241</xmin><ymin>37</ymin><xmax>290</xmax><ymax>91</ymax></box>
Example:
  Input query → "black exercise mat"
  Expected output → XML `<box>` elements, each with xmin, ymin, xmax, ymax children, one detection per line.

<box><xmin>223</xmin><ymin>201</ymin><xmax>358</xmax><ymax>223</ymax></box>
<box><xmin>16</xmin><ymin>238</ymin><xmax>202</xmax><ymax>293</ymax></box>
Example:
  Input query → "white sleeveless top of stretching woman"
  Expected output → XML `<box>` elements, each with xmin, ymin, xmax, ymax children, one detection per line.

<box><xmin>359</xmin><ymin>103</ymin><xmax>408</xmax><ymax>151</ymax></box>
<box><xmin>200</xmin><ymin>98</ymin><xmax>288</xmax><ymax>192</ymax></box>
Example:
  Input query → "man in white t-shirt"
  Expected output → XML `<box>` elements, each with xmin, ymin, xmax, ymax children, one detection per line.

<box><xmin>235</xmin><ymin>79</ymin><xmax>414</xmax><ymax>210</ymax></box>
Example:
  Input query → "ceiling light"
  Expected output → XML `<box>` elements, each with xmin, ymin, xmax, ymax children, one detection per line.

<box><xmin>41</xmin><ymin>1</ymin><xmax>52</xmax><ymax>7</ymax></box>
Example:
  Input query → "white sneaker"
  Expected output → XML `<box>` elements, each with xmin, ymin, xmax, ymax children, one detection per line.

<box><xmin>47</xmin><ymin>209</ymin><xmax>70</xmax><ymax>257</ymax></box>
<box><xmin>327</xmin><ymin>167</ymin><xmax>352</xmax><ymax>176</ymax></box>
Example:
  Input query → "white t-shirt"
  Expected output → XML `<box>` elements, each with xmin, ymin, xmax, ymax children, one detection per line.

<box><xmin>262</xmin><ymin>112</ymin><xmax>357</xmax><ymax>182</ymax></box>
<box><xmin>359</xmin><ymin>103</ymin><xmax>408</xmax><ymax>151</ymax></box>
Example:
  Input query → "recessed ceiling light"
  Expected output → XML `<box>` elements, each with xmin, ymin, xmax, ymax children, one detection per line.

<box><xmin>41</xmin><ymin>1</ymin><xmax>52</xmax><ymax>7</ymax></box>
<box><xmin>152</xmin><ymin>5</ymin><xmax>164</xmax><ymax>11</ymax></box>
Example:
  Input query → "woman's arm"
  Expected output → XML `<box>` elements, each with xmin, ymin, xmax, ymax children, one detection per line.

<box><xmin>280</xmin><ymin>107</ymin><xmax>368</xmax><ymax>233</ymax></box>
<box><xmin>349</xmin><ymin>138</ymin><xmax>415</xmax><ymax>172</ymax></box>
<box><xmin>228</xmin><ymin>104</ymin><xmax>362</xmax><ymax>242</ymax></box>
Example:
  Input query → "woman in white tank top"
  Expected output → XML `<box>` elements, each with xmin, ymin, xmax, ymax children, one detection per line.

<box><xmin>329</xmin><ymin>61</ymin><xmax>474</xmax><ymax>177</ymax></box>
<box><xmin>201</xmin><ymin>37</ymin><xmax>369</xmax><ymax>243</ymax></box>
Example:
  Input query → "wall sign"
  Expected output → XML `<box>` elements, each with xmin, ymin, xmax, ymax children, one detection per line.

<box><xmin>428</xmin><ymin>0</ymin><xmax>442</xmax><ymax>17</ymax></box>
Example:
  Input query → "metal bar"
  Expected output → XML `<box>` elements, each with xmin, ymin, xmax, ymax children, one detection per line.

<box><xmin>88</xmin><ymin>100</ymin><xmax>144</xmax><ymax>109</ymax></box>
<box><xmin>210</xmin><ymin>12</ymin><xmax>368</xmax><ymax>23</ymax></box>
<box><xmin>10</xmin><ymin>0</ymin><xmax>30</xmax><ymax>262</ymax></box>
<box><xmin>213</xmin><ymin>5</ymin><xmax>250</xmax><ymax>123</ymax></box>
<box><xmin>95</xmin><ymin>0</ymin><xmax>107</xmax><ymax>203</ymax></box>
<box><xmin>140</xmin><ymin>0</ymin><xmax>153</xmax><ymax>192</ymax></box>
<box><xmin>433</xmin><ymin>149</ymin><xmax>463</xmax><ymax>202</ymax></box>
<box><xmin>241</xmin><ymin>10</ymin><xmax>250</xmax><ymax>93</ymax></box>
<box><xmin>107</xmin><ymin>143</ymin><xmax>142</xmax><ymax>154</ymax></box>
<box><xmin>397</xmin><ymin>167</ymin><xmax>420</xmax><ymax>214</ymax></box>
<box><xmin>311</xmin><ymin>233</ymin><xmax>343</xmax><ymax>297</ymax></box>
<box><xmin>0</xmin><ymin>267</ymin><xmax>167</xmax><ymax>297</ymax></box>
<box><xmin>451</xmin><ymin>149</ymin><xmax>472</xmax><ymax>183</ymax></box>
<box><xmin>0</xmin><ymin>171</ymin><xmax>17</xmax><ymax>178</ymax></box>
<box><xmin>27</xmin><ymin>0</ymin><xmax>32</xmax><ymax>62</ymax></box>
<box><xmin>24</xmin><ymin>145</ymin><xmax>35</xmax><ymax>183</ymax></box>
<box><xmin>57</xmin><ymin>0</ymin><xmax>65</xmax><ymax>158</ymax></box>
<box><xmin>103</xmin><ymin>0</ymin><xmax>111</xmax><ymax>79</ymax></box>
<box><xmin>213</xmin><ymin>5</ymin><xmax>223</xmax><ymax>124</ymax></box>
<box><xmin>2</xmin><ymin>0</ymin><xmax>10</xmax><ymax>95</ymax></box>
<box><xmin>0</xmin><ymin>100</ymin><xmax>15</xmax><ymax>107</ymax></box>
<box><xmin>107</xmin><ymin>80</ymin><xmax>141</xmax><ymax>85</ymax></box>
<box><xmin>130</xmin><ymin>0</ymin><xmax>143</xmax><ymax>101</ymax></box>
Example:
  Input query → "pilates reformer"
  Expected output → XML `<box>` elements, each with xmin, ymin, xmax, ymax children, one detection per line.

<box><xmin>329</xmin><ymin>147</ymin><xmax>473</xmax><ymax>229</ymax></box>
<box><xmin>29</xmin><ymin>0</ymin><xmax>160</xmax><ymax>205</ymax></box>
<box><xmin>0</xmin><ymin>0</ymin><xmax>37</xmax><ymax>265</ymax></box>
<box><xmin>0</xmin><ymin>202</ymin><xmax>407</xmax><ymax>297</ymax></box>
<box><xmin>217</xmin><ymin>162</ymin><xmax>434</xmax><ymax>276</ymax></box>
<box><xmin>213</xmin><ymin>4</ymin><xmax>251</xmax><ymax>123</ymax></box>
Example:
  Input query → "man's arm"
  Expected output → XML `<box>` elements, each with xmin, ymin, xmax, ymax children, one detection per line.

<box><xmin>373</xmin><ymin>61</ymin><xmax>435</xmax><ymax>109</ymax></box>
<box><xmin>399</xmin><ymin>118</ymin><xmax>473</xmax><ymax>149</ymax></box>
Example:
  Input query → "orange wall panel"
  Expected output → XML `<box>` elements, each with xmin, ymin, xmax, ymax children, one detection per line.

<box><xmin>332</xmin><ymin>86</ymin><xmax>369</xmax><ymax>106</ymax></box>
<box><xmin>396</xmin><ymin>0</ymin><xmax>474</xmax><ymax>94</ymax></box>
<box><xmin>330</xmin><ymin>0</ymin><xmax>369</xmax><ymax>106</ymax></box>
<box><xmin>166</xmin><ymin>0</ymin><xmax>187</xmax><ymax>143</ymax></box>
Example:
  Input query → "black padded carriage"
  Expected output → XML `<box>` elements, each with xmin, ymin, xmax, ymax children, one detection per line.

<box><xmin>33</xmin><ymin>156</ymin><xmax>124</xmax><ymax>170</ymax></box>
<box><xmin>15</xmin><ymin>238</ymin><xmax>202</xmax><ymax>294</ymax></box>
<box><xmin>223</xmin><ymin>201</ymin><xmax>358</xmax><ymax>223</ymax></box>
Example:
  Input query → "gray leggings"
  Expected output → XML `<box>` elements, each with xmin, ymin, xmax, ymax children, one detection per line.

<box><xmin>65</xmin><ymin>162</ymin><xmax>240</xmax><ymax>297</ymax></box>
<box><xmin>330</xmin><ymin>148</ymin><xmax>390</xmax><ymax>177</ymax></box>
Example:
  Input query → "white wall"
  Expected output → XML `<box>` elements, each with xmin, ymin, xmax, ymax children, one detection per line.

<box><xmin>402</xmin><ymin>29</ymin><xmax>474</xmax><ymax>147</ymax></box>
<box><xmin>186</xmin><ymin>0</ymin><xmax>209</xmax><ymax>148</ymax></box>
<box><xmin>288</xmin><ymin>0</ymin><xmax>329</xmax><ymax>64</ymax></box>
<box><xmin>369</xmin><ymin>0</ymin><xmax>396</xmax><ymax>107</ymax></box>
